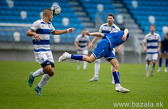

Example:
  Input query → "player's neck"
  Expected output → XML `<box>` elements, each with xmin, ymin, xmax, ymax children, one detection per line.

<box><xmin>151</xmin><ymin>32</ymin><xmax>154</xmax><ymax>35</ymax></box>
<box><xmin>108</xmin><ymin>23</ymin><xmax>113</xmax><ymax>27</ymax></box>
<box><xmin>42</xmin><ymin>18</ymin><xmax>49</xmax><ymax>24</ymax></box>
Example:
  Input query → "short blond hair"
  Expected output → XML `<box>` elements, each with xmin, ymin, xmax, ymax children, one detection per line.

<box><xmin>43</xmin><ymin>8</ymin><xmax>52</xmax><ymax>17</ymax></box>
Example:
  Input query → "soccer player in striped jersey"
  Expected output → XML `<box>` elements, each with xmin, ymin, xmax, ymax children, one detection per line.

<box><xmin>58</xmin><ymin>29</ymin><xmax>130</xmax><ymax>93</ymax></box>
<box><xmin>74</xmin><ymin>29</ymin><xmax>90</xmax><ymax>70</ymax></box>
<box><xmin>26</xmin><ymin>8</ymin><xmax>75</xmax><ymax>95</ymax></box>
<box><xmin>142</xmin><ymin>25</ymin><xmax>161</xmax><ymax>77</ymax></box>
<box><xmin>157</xmin><ymin>32</ymin><xmax>168</xmax><ymax>72</ymax></box>
<box><xmin>89</xmin><ymin>14</ymin><xmax>122</xmax><ymax>83</ymax></box>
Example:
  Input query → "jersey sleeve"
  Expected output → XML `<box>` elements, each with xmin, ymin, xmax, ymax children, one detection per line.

<box><xmin>99</xmin><ymin>24</ymin><xmax>103</xmax><ymax>33</ymax></box>
<box><xmin>115</xmin><ymin>25</ymin><xmax>121</xmax><ymax>31</ymax></box>
<box><xmin>75</xmin><ymin>35</ymin><xmax>80</xmax><ymax>42</ymax></box>
<box><xmin>158</xmin><ymin>34</ymin><xmax>161</xmax><ymax>42</ymax></box>
<box><xmin>143</xmin><ymin>35</ymin><xmax>147</xmax><ymax>43</ymax></box>
<box><xmin>87</xmin><ymin>36</ymin><xmax>90</xmax><ymax>42</ymax></box>
<box><xmin>50</xmin><ymin>24</ymin><xmax>56</xmax><ymax>33</ymax></box>
<box><xmin>31</xmin><ymin>20</ymin><xmax>40</xmax><ymax>31</ymax></box>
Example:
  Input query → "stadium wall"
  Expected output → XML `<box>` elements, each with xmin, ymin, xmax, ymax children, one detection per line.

<box><xmin>0</xmin><ymin>48</ymin><xmax>153</xmax><ymax>64</ymax></box>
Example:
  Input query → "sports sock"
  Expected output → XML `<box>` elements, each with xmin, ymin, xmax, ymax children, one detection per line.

<box><xmin>77</xmin><ymin>60</ymin><xmax>81</xmax><ymax>70</ymax></box>
<box><xmin>111</xmin><ymin>64</ymin><xmax>113</xmax><ymax>72</ymax></box>
<box><xmin>112</xmin><ymin>71</ymin><xmax>120</xmax><ymax>84</ymax></box>
<box><xmin>111</xmin><ymin>64</ymin><xmax>114</xmax><ymax>81</ymax></box>
<box><xmin>159</xmin><ymin>58</ymin><xmax>162</xmax><ymax>67</ymax></box>
<box><xmin>38</xmin><ymin>74</ymin><xmax>51</xmax><ymax>88</ymax></box>
<box><xmin>146</xmin><ymin>64</ymin><xmax>150</xmax><ymax>75</ymax></box>
<box><xmin>94</xmin><ymin>59</ymin><xmax>101</xmax><ymax>78</ymax></box>
<box><xmin>71</xmin><ymin>54</ymin><xmax>83</xmax><ymax>60</ymax></box>
<box><xmin>151</xmin><ymin>64</ymin><xmax>155</xmax><ymax>72</ymax></box>
<box><xmin>83</xmin><ymin>61</ymin><xmax>87</xmax><ymax>70</ymax></box>
<box><xmin>32</xmin><ymin>68</ymin><xmax>44</xmax><ymax>77</ymax></box>
<box><xmin>66</xmin><ymin>53</ymin><xmax>71</xmax><ymax>58</ymax></box>
<box><xmin>166</xmin><ymin>59</ymin><xmax>168</xmax><ymax>68</ymax></box>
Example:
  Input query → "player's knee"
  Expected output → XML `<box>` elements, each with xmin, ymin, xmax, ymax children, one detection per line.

<box><xmin>48</xmin><ymin>69</ymin><xmax>55</xmax><ymax>76</ymax></box>
<box><xmin>114</xmin><ymin>63</ymin><xmax>119</xmax><ymax>69</ymax></box>
<box><xmin>153</xmin><ymin>61</ymin><xmax>156</xmax><ymax>64</ymax></box>
<box><xmin>88</xmin><ymin>59</ymin><xmax>95</xmax><ymax>63</ymax></box>
<box><xmin>43</xmin><ymin>66</ymin><xmax>54</xmax><ymax>76</ymax></box>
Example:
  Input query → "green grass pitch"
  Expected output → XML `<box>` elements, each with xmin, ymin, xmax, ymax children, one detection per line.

<box><xmin>0</xmin><ymin>61</ymin><xmax>167</xmax><ymax>109</ymax></box>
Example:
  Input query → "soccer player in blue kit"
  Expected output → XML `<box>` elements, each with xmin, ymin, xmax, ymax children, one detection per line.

<box><xmin>58</xmin><ymin>29</ymin><xmax>130</xmax><ymax>93</ymax></box>
<box><xmin>157</xmin><ymin>32</ymin><xmax>168</xmax><ymax>72</ymax></box>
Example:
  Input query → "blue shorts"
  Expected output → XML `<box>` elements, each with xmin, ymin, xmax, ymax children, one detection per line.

<box><xmin>162</xmin><ymin>46</ymin><xmax>168</xmax><ymax>54</ymax></box>
<box><xmin>92</xmin><ymin>39</ymin><xmax>115</xmax><ymax>61</ymax></box>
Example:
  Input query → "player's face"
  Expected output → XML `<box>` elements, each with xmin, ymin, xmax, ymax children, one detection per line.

<box><xmin>166</xmin><ymin>33</ymin><xmax>168</xmax><ymax>40</ymax></box>
<box><xmin>150</xmin><ymin>26</ymin><xmax>155</xmax><ymax>32</ymax></box>
<box><xmin>82</xmin><ymin>30</ymin><xmax>86</xmax><ymax>36</ymax></box>
<box><xmin>107</xmin><ymin>16</ymin><xmax>114</xmax><ymax>24</ymax></box>
<box><xmin>48</xmin><ymin>12</ymin><xmax>53</xmax><ymax>22</ymax></box>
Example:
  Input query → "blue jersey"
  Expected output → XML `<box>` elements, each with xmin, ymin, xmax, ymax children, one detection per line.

<box><xmin>103</xmin><ymin>31</ymin><xmax>128</xmax><ymax>49</ymax></box>
<box><xmin>161</xmin><ymin>37</ymin><xmax>168</xmax><ymax>47</ymax></box>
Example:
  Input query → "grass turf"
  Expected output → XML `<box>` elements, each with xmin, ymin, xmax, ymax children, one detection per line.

<box><xmin>0</xmin><ymin>61</ymin><xmax>167</xmax><ymax>109</ymax></box>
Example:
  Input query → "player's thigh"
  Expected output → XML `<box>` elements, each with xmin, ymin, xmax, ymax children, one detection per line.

<box><xmin>145</xmin><ymin>54</ymin><xmax>152</xmax><ymax>62</ymax></box>
<box><xmin>152</xmin><ymin>53</ymin><xmax>158</xmax><ymax>61</ymax></box>
<box><xmin>46</xmin><ymin>51</ymin><xmax>55</xmax><ymax>68</ymax></box>
<box><xmin>34</xmin><ymin>52</ymin><xmax>48</xmax><ymax>65</ymax></box>
<box><xmin>109</xmin><ymin>58</ymin><xmax>119</xmax><ymax>70</ymax></box>
<box><xmin>92</xmin><ymin>41</ymin><xmax>108</xmax><ymax>59</ymax></box>
<box><xmin>105</xmin><ymin>49</ymin><xmax>116</xmax><ymax>62</ymax></box>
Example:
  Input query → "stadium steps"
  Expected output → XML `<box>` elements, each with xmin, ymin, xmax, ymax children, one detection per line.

<box><xmin>112</xmin><ymin>0</ymin><xmax>143</xmax><ymax>63</ymax></box>
<box><xmin>68</xmin><ymin>0</ymin><xmax>97</xmax><ymax>32</ymax></box>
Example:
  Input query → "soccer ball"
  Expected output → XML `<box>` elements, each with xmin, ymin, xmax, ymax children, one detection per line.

<box><xmin>51</xmin><ymin>5</ymin><xmax>61</xmax><ymax>15</ymax></box>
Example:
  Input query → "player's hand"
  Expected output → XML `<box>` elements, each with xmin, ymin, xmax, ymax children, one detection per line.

<box><xmin>117</xmin><ymin>47</ymin><xmax>121</xmax><ymax>55</ymax></box>
<box><xmin>157</xmin><ymin>48</ymin><xmax>160</xmax><ymax>52</ymax></box>
<box><xmin>34</xmin><ymin>34</ymin><xmax>40</xmax><ymax>42</ymax></box>
<box><xmin>67</xmin><ymin>28</ymin><xmax>75</xmax><ymax>33</ymax></box>
<box><xmin>122</xmin><ymin>35</ymin><xmax>126</xmax><ymax>41</ymax></box>
<box><xmin>88</xmin><ymin>43</ymin><xmax>93</xmax><ymax>49</ymax></box>
<box><xmin>143</xmin><ymin>47</ymin><xmax>146</xmax><ymax>52</ymax></box>
<box><xmin>77</xmin><ymin>47</ymin><xmax>81</xmax><ymax>50</ymax></box>
<box><xmin>86</xmin><ymin>31</ymin><xmax>91</xmax><ymax>36</ymax></box>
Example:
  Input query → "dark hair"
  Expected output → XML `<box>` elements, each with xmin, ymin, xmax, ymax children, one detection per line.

<box><xmin>166</xmin><ymin>32</ymin><xmax>168</xmax><ymax>36</ymax></box>
<box><xmin>43</xmin><ymin>8</ymin><xmax>52</xmax><ymax>17</ymax></box>
<box><xmin>150</xmin><ymin>24</ymin><xmax>155</xmax><ymax>28</ymax></box>
<box><xmin>107</xmin><ymin>13</ymin><xmax>115</xmax><ymax>18</ymax></box>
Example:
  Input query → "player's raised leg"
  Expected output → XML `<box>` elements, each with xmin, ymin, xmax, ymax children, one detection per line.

<box><xmin>58</xmin><ymin>52</ymin><xmax>96</xmax><ymax>63</ymax></box>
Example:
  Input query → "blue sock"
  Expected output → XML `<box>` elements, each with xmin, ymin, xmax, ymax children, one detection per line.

<box><xmin>71</xmin><ymin>54</ymin><xmax>83</xmax><ymax>61</ymax></box>
<box><xmin>112</xmin><ymin>71</ymin><xmax>120</xmax><ymax>84</ymax></box>
<box><xmin>159</xmin><ymin>58</ymin><xmax>162</xmax><ymax>67</ymax></box>
<box><xmin>166</xmin><ymin>59</ymin><xmax>168</xmax><ymax>68</ymax></box>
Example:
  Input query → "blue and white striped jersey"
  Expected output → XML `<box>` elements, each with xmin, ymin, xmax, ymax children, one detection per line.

<box><xmin>143</xmin><ymin>33</ymin><xmax>161</xmax><ymax>54</ymax></box>
<box><xmin>31</xmin><ymin>19</ymin><xmax>55</xmax><ymax>52</ymax></box>
<box><xmin>75</xmin><ymin>34</ymin><xmax>90</xmax><ymax>50</ymax></box>
<box><xmin>99</xmin><ymin>23</ymin><xmax>120</xmax><ymax>33</ymax></box>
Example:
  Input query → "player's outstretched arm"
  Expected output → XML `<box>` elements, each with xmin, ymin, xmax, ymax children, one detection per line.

<box><xmin>52</xmin><ymin>28</ymin><xmax>75</xmax><ymax>35</ymax></box>
<box><xmin>86</xmin><ymin>31</ymin><xmax>104</xmax><ymax>37</ymax></box>
<box><xmin>122</xmin><ymin>28</ymin><xmax>129</xmax><ymax>41</ymax></box>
